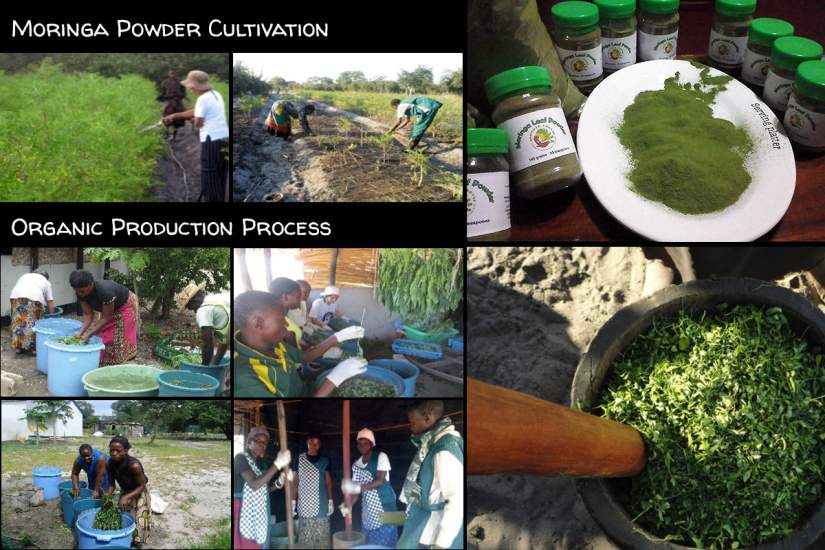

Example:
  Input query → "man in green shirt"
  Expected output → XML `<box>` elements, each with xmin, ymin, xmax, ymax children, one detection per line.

<box><xmin>233</xmin><ymin>291</ymin><xmax>367</xmax><ymax>397</ymax></box>
<box><xmin>387</xmin><ymin>96</ymin><xmax>444</xmax><ymax>150</ymax></box>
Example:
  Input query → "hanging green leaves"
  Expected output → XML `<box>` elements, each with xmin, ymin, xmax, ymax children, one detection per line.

<box><xmin>93</xmin><ymin>494</ymin><xmax>123</xmax><ymax>531</ymax></box>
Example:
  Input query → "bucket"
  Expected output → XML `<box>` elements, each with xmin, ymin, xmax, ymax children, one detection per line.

<box><xmin>178</xmin><ymin>356</ymin><xmax>229</xmax><ymax>393</ymax></box>
<box><xmin>73</xmin><ymin>498</ymin><xmax>103</xmax><ymax>528</ymax></box>
<box><xmin>59</xmin><ymin>480</ymin><xmax>88</xmax><ymax>493</ymax></box>
<box><xmin>571</xmin><ymin>278</ymin><xmax>825</xmax><ymax>550</ymax></box>
<box><xmin>332</xmin><ymin>531</ymin><xmax>366</xmax><ymax>549</ymax></box>
<box><xmin>75</xmin><ymin>507</ymin><xmax>135</xmax><ymax>549</ymax></box>
<box><xmin>62</xmin><ymin>488</ymin><xmax>93</xmax><ymax>526</ymax></box>
<box><xmin>45</xmin><ymin>336</ymin><xmax>105</xmax><ymax>396</ymax></box>
<box><xmin>316</xmin><ymin>366</ymin><xmax>405</xmax><ymax>397</ymax></box>
<box><xmin>157</xmin><ymin>370</ymin><xmax>220</xmax><ymax>397</ymax></box>
<box><xmin>368</xmin><ymin>359</ymin><xmax>419</xmax><ymax>397</ymax></box>
<box><xmin>82</xmin><ymin>364</ymin><xmax>161</xmax><ymax>397</ymax></box>
<box><xmin>31</xmin><ymin>466</ymin><xmax>62</xmax><ymax>500</ymax></box>
<box><xmin>32</xmin><ymin>318</ymin><xmax>83</xmax><ymax>374</ymax></box>
<box><xmin>44</xmin><ymin>306</ymin><xmax>64</xmax><ymax>318</ymax></box>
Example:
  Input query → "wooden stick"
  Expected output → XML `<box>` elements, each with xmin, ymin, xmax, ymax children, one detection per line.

<box><xmin>276</xmin><ymin>401</ymin><xmax>295</xmax><ymax>549</ymax></box>
<box><xmin>468</xmin><ymin>378</ymin><xmax>646</xmax><ymax>477</ymax></box>
<box><xmin>343</xmin><ymin>399</ymin><xmax>353</xmax><ymax>538</ymax></box>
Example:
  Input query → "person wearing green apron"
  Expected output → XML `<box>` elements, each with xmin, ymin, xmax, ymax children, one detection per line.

<box><xmin>291</xmin><ymin>433</ymin><xmax>334</xmax><ymax>548</ymax></box>
<box><xmin>388</xmin><ymin>96</ymin><xmax>444</xmax><ymax>150</ymax></box>
<box><xmin>397</xmin><ymin>400</ymin><xmax>464</xmax><ymax>549</ymax></box>
<box><xmin>341</xmin><ymin>428</ymin><xmax>399</xmax><ymax>547</ymax></box>
<box><xmin>176</xmin><ymin>282</ymin><xmax>230</xmax><ymax>365</ymax></box>
<box><xmin>265</xmin><ymin>100</ymin><xmax>316</xmax><ymax>140</ymax></box>
<box><xmin>233</xmin><ymin>291</ymin><xmax>368</xmax><ymax>397</ymax></box>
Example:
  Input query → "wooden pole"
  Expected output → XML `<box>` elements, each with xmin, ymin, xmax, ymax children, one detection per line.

<box><xmin>276</xmin><ymin>401</ymin><xmax>295</xmax><ymax>549</ymax></box>
<box><xmin>342</xmin><ymin>399</ymin><xmax>352</xmax><ymax>538</ymax></box>
<box><xmin>468</xmin><ymin>378</ymin><xmax>646</xmax><ymax>477</ymax></box>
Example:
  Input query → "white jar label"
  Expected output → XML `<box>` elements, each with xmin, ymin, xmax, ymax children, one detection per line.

<box><xmin>762</xmin><ymin>69</ymin><xmax>794</xmax><ymax>111</ymax></box>
<box><xmin>784</xmin><ymin>98</ymin><xmax>825</xmax><ymax>148</ymax></box>
<box><xmin>555</xmin><ymin>45</ymin><xmax>604</xmax><ymax>81</ymax></box>
<box><xmin>497</xmin><ymin>107</ymin><xmax>578</xmax><ymax>173</ymax></box>
<box><xmin>741</xmin><ymin>47</ymin><xmax>771</xmax><ymax>85</ymax></box>
<box><xmin>708</xmin><ymin>29</ymin><xmax>748</xmax><ymax>65</ymax></box>
<box><xmin>602</xmin><ymin>33</ymin><xmax>637</xmax><ymax>71</ymax></box>
<box><xmin>467</xmin><ymin>171</ymin><xmax>511</xmax><ymax>238</ymax></box>
<box><xmin>638</xmin><ymin>30</ymin><xmax>678</xmax><ymax>60</ymax></box>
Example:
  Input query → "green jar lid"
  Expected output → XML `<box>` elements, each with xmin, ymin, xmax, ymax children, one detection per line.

<box><xmin>749</xmin><ymin>18</ymin><xmax>794</xmax><ymax>48</ymax></box>
<box><xmin>715</xmin><ymin>0</ymin><xmax>756</xmax><ymax>17</ymax></box>
<box><xmin>594</xmin><ymin>0</ymin><xmax>636</xmax><ymax>19</ymax></box>
<box><xmin>639</xmin><ymin>0</ymin><xmax>679</xmax><ymax>14</ymax></box>
<box><xmin>771</xmin><ymin>36</ymin><xmax>824</xmax><ymax>71</ymax></box>
<box><xmin>551</xmin><ymin>1</ymin><xmax>600</xmax><ymax>30</ymax></box>
<box><xmin>484</xmin><ymin>66</ymin><xmax>553</xmax><ymax>104</ymax></box>
<box><xmin>467</xmin><ymin>128</ymin><xmax>509</xmax><ymax>155</ymax></box>
<box><xmin>795</xmin><ymin>60</ymin><xmax>825</xmax><ymax>102</ymax></box>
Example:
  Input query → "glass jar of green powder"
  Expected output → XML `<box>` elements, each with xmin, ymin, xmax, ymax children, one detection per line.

<box><xmin>485</xmin><ymin>66</ymin><xmax>582</xmax><ymax>199</ymax></box>
<box><xmin>707</xmin><ymin>0</ymin><xmax>757</xmax><ymax>73</ymax></box>
<box><xmin>595</xmin><ymin>0</ymin><xmax>637</xmax><ymax>75</ymax></box>
<box><xmin>638</xmin><ymin>0</ymin><xmax>680</xmax><ymax>61</ymax></box>
<box><xmin>784</xmin><ymin>60</ymin><xmax>825</xmax><ymax>154</ymax></box>
<box><xmin>762</xmin><ymin>36</ymin><xmax>824</xmax><ymax>114</ymax></box>
<box><xmin>741</xmin><ymin>18</ymin><xmax>795</xmax><ymax>89</ymax></box>
<box><xmin>467</xmin><ymin>129</ymin><xmax>512</xmax><ymax>241</ymax></box>
<box><xmin>550</xmin><ymin>1</ymin><xmax>604</xmax><ymax>95</ymax></box>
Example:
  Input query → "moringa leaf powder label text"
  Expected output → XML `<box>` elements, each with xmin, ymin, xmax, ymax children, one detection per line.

<box><xmin>602</xmin><ymin>33</ymin><xmax>637</xmax><ymax>71</ymax></box>
<box><xmin>708</xmin><ymin>30</ymin><xmax>749</xmax><ymax>65</ymax></box>
<box><xmin>467</xmin><ymin>171</ymin><xmax>511</xmax><ymax>238</ymax></box>
<box><xmin>497</xmin><ymin>107</ymin><xmax>578</xmax><ymax>172</ymax></box>
<box><xmin>555</xmin><ymin>45</ymin><xmax>604</xmax><ymax>81</ymax></box>
<box><xmin>639</xmin><ymin>30</ymin><xmax>678</xmax><ymax>60</ymax></box>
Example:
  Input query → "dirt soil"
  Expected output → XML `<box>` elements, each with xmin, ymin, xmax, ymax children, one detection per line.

<box><xmin>152</xmin><ymin>117</ymin><xmax>203</xmax><ymax>202</ymax></box>
<box><xmin>0</xmin><ymin>440</ymin><xmax>230</xmax><ymax>549</ymax></box>
<box><xmin>466</xmin><ymin>246</ymin><xmax>825</xmax><ymax>550</ymax></box>
<box><xmin>1</xmin><ymin>308</ymin><xmax>201</xmax><ymax>397</ymax></box>
<box><xmin>233</xmin><ymin>96</ymin><xmax>461</xmax><ymax>202</ymax></box>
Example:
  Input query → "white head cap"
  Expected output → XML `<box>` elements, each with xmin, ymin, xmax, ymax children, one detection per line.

<box><xmin>356</xmin><ymin>428</ymin><xmax>375</xmax><ymax>446</ymax></box>
<box><xmin>321</xmin><ymin>286</ymin><xmax>340</xmax><ymax>297</ymax></box>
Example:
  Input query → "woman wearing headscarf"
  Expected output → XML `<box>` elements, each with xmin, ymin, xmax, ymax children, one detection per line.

<box><xmin>105</xmin><ymin>436</ymin><xmax>151</xmax><ymax>546</ymax></box>
<box><xmin>291</xmin><ymin>433</ymin><xmax>334</xmax><ymax>549</ymax></box>
<box><xmin>9</xmin><ymin>270</ymin><xmax>55</xmax><ymax>354</ymax></box>
<box><xmin>233</xmin><ymin>426</ymin><xmax>292</xmax><ymax>549</ymax></box>
<box><xmin>71</xmin><ymin>443</ymin><xmax>110</xmax><ymax>498</ymax></box>
<box><xmin>69</xmin><ymin>270</ymin><xmax>139</xmax><ymax>366</ymax></box>
<box><xmin>340</xmin><ymin>428</ymin><xmax>399</xmax><ymax>547</ymax></box>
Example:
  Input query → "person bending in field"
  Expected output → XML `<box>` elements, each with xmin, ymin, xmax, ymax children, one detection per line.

<box><xmin>162</xmin><ymin>70</ymin><xmax>229</xmax><ymax>202</ymax></box>
<box><xmin>158</xmin><ymin>69</ymin><xmax>186</xmax><ymax>141</ymax></box>
<box><xmin>175</xmin><ymin>282</ymin><xmax>231</xmax><ymax>366</ymax></box>
<box><xmin>388</xmin><ymin>96</ymin><xmax>443</xmax><ymax>150</ymax></box>
<box><xmin>265</xmin><ymin>100</ymin><xmax>316</xmax><ymax>141</ymax></box>
<box><xmin>106</xmin><ymin>436</ymin><xmax>151</xmax><ymax>546</ymax></box>
<box><xmin>71</xmin><ymin>443</ymin><xmax>110</xmax><ymax>498</ymax></box>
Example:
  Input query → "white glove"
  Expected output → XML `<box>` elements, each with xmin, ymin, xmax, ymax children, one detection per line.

<box><xmin>341</xmin><ymin>316</ymin><xmax>352</xmax><ymax>321</ymax></box>
<box><xmin>341</xmin><ymin>479</ymin><xmax>362</xmax><ymax>495</ymax></box>
<box><xmin>334</xmin><ymin>325</ymin><xmax>365</xmax><ymax>342</ymax></box>
<box><xmin>323</xmin><ymin>346</ymin><xmax>343</xmax><ymax>359</ymax></box>
<box><xmin>292</xmin><ymin>500</ymin><xmax>297</xmax><ymax>517</ymax></box>
<box><xmin>286</xmin><ymin>470</ymin><xmax>294</xmax><ymax>482</ymax></box>
<box><xmin>327</xmin><ymin>499</ymin><xmax>334</xmax><ymax>516</ymax></box>
<box><xmin>274</xmin><ymin>449</ymin><xmax>291</xmax><ymax>470</ymax></box>
<box><xmin>326</xmin><ymin>358</ymin><xmax>368</xmax><ymax>387</ymax></box>
<box><xmin>339</xmin><ymin>503</ymin><xmax>351</xmax><ymax>518</ymax></box>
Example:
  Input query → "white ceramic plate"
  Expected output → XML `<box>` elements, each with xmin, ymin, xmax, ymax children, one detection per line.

<box><xmin>577</xmin><ymin>60</ymin><xmax>796</xmax><ymax>242</ymax></box>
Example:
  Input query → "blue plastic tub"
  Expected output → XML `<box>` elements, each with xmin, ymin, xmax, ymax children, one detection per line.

<box><xmin>368</xmin><ymin>359</ymin><xmax>419</xmax><ymax>397</ymax></box>
<box><xmin>178</xmin><ymin>355</ymin><xmax>230</xmax><ymax>394</ymax></box>
<box><xmin>45</xmin><ymin>336</ymin><xmax>105</xmax><ymax>396</ymax></box>
<box><xmin>316</xmin><ymin>365</ymin><xmax>405</xmax><ymax>397</ymax></box>
<box><xmin>62</xmin><ymin>488</ymin><xmax>93</xmax><ymax>526</ymax></box>
<box><xmin>392</xmin><ymin>339</ymin><xmax>443</xmax><ymax>360</ymax></box>
<box><xmin>32</xmin><ymin>466</ymin><xmax>62</xmax><ymax>500</ymax></box>
<box><xmin>32</xmin><ymin>318</ymin><xmax>83</xmax><ymax>374</ymax></box>
<box><xmin>44</xmin><ymin>306</ymin><xmax>64</xmax><ymax>318</ymax></box>
<box><xmin>75</xmin><ymin>507</ymin><xmax>135</xmax><ymax>549</ymax></box>
<box><xmin>158</xmin><ymin>370</ymin><xmax>220</xmax><ymax>397</ymax></box>
<box><xmin>72</xmin><ymin>498</ymin><xmax>103</xmax><ymax>528</ymax></box>
<box><xmin>59</xmin><ymin>480</ymin><xmax>88</xmax><ymax>493</ymax></box>
<box><xmin>448</xmin><ymin>336</ymin><xmax>464</xmax><ymax>353</ymax></box>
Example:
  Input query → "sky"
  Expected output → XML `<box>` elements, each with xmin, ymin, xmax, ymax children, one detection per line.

<box><xmin>234</xmin><ymin>52</ymin><xmax>462</xmax><ymax>83</ymax></box>
<box><xmin>85</xmin><ymin>400</ymin><xmax>116</xmax><ymax>416</ymax></box>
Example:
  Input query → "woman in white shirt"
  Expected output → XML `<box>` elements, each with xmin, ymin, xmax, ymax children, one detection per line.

<box><xmin>9</xmin><ymin>271</ymin><xmax>55</xmax><ymax>354</ymax></box>
<box><xmin>162</xmin><ymin>70</ymin><xmax>229</xmax><ymax>202</ymax></box>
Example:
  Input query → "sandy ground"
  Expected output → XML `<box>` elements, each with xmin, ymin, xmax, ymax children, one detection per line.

<box><xmin>233</xmin><ymin>95</ymin><xmax>461</xmax><ymax>202</ymax></box>
<box><xmin>152</xmin><ymin>118</ymin><xmax>203</xmax><ymax>202</ymax></box>
<box><xmin>466</xmin><ymin>247</ymin><xmax>825</xmax><ymax>550</ymax></box>
<box><xmin>1</xmin><ymin>440</ymin><xmax>230</xmax><ymax>549</ymax></box>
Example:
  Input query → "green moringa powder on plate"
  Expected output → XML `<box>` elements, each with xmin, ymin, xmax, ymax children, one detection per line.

<box><xmin>616</xmin><ymin>62</ymin><xmax>754</xmax><ymax>214</ymax></box>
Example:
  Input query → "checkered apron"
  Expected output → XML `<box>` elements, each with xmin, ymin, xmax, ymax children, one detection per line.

<box><xmin>297</xmin><ymin>453</ymin><xmax>321</xmax><ymax>517</ymax></box>
<box><xmin>352</xmin><ymin>462</ymin><xmax>383</xmax><ymax>530</ymax></box>
<box><xmin>239</xmin><ymin>453</ymin><xmax>269</xmax><ymax>544</ymax></box>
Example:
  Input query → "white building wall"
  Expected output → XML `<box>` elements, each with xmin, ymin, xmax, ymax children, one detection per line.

<box><xmin>307</xmin><ymin>287</ymin><xmax>400</xmax><ymax>340</ymax></box>
<box><xmin>1</xmin><ymin>400</ymin><xmax>83</xmax><ymax>440</ymax></box>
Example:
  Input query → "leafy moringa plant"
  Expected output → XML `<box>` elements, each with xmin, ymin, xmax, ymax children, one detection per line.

<box><xmin>93</xmin><ymin>494</ymin><xmax>123</xmax><ymax>531</ymax></box>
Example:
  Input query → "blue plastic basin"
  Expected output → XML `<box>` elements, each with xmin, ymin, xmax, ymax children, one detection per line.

<box><xmin>44</xmin><ymin>306</ymin><xmax>64</xmax><ymax>318</ymax></box>
<box><xmin>32</xmin><ymin>318</ymin><xmax>83</xmax><ymax>374</ymax></box>
<box><xmin>32</xmin><ymin>466</ymin><xmax>62</xmax><ymax>500</ymax></box>
<box><xmin>75</xmin><ymin>507</ymin><xmax>135</xmax><ymax>549</ymax></box>
<box><xmin>157</xmin><ymin>370</ymin><xmax>220</xmax><ymax>397</ymax></box>
<box><xmin>62</xmin><ymin>488</ymin><xmax>93</xmax><ymax>526</ymax></box>
<box><xmin>315</xmin><ymin>366</ymin><xmax>405</xmax><ymax>397</ymax></box>
<box><xmin>59</xmin><ymin>480</ymin><xmax>88</xmax><ymax>493</ymax></box>
<box><xmin>178</xmin><ymin>355</ymin><xmax>230</xmax><ymax>394</ymax></box>
<box><xmin>45</xmin><ymin>336</ymin><xmax>104</xmax><ymax>396</ymax></box>
<box><xmin>368</xmin><ymin>359</ymin><xmax>419</xmax><ymax>397</ymax></box>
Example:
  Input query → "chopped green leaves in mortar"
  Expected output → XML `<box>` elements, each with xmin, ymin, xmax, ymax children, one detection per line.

<box><xmin>599</xmin><ymin>304</ymin><xmax>825</xmax><ymax>549</ymax></box>
<box><xmin>616</xmin><ymin>62</ymin><xmax>754</xmax><ymax>214</ymax></box>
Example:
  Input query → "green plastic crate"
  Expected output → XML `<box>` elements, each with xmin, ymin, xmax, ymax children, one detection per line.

<box><xmin>402</xmin><ymin>324</ymin><xmax>459</xmax><ymax>344</ymax></box>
